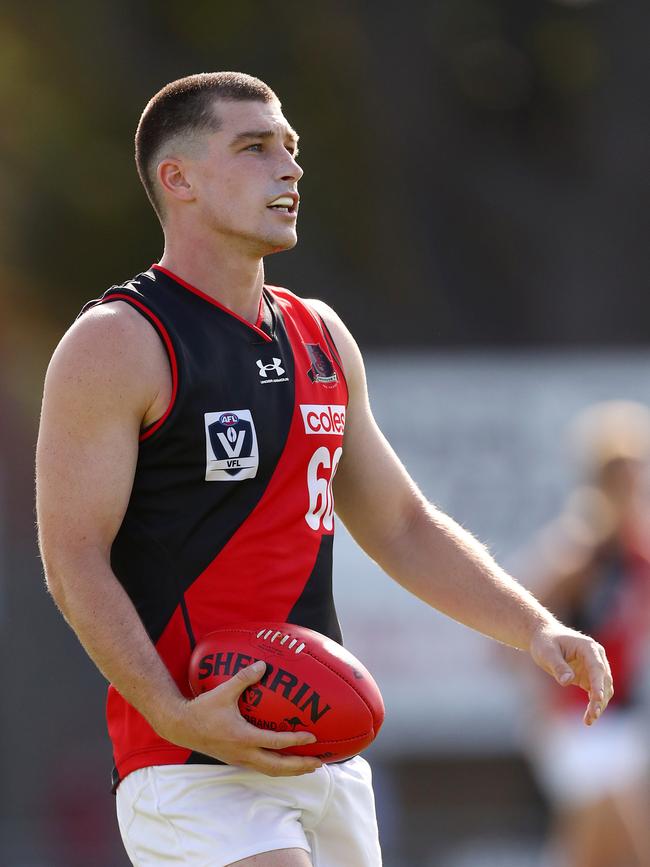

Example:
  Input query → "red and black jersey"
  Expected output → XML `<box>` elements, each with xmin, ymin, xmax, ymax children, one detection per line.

<box><xmin>79</xmin><ymin>265</ymin><xmax>348</xmax><ymax>788</ymax></box>
<box><xmin>552</xmin><ymin>531</ymin><xmax>650</xmax><ymax>712</ymax></box>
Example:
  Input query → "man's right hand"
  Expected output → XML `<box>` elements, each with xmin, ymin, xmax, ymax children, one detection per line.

<box><xmin>159</xmin><ymin>661</ymin><xmax>323</xmax><ymax>777</ymax></box>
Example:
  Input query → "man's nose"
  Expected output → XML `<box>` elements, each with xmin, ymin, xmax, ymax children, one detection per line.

<box><xmin>278</xmin><ymin>153</ymin><xmax>303</xmax><ymax>183</ymax></box>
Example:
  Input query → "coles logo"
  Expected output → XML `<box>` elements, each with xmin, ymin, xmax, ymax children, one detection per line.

<box><xmin>300</xmin><ymin>404</ymin><xmax>346</xmax><ymax>436</ymax></box>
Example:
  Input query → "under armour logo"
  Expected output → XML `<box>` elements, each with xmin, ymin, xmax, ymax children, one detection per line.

<box><xmin>257</xmin><ymin>357</ymin><xmax>285</xmax><ymax>378</ymax></box>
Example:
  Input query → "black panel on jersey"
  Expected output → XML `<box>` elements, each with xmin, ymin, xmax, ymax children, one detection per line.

<box><xmin>109</xmin><ymin>514</ymin><xmax>189</xmax><ymax>647</ymax></box>
<box><xmin>286</xmin><ymin>535</ymin><xmax>342</xmax><ymax>643</ymax></box>
<box><xmin>84</xmin><ymin>269</ymin><xmax>296</xmax><ymax>646</ymax></box>
<box><xmin>185</xmin><ymin>750</ymin><xmax>225</xmax><ymax>767</ymax></box>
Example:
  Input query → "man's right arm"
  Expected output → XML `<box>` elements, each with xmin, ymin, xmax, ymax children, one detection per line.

<box><xmin>36</xmin><ymin>302</ymin><xmax>319</xmax><ymax>776</ymax></box>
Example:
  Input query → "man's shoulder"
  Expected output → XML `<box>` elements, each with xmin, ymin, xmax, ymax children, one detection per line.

<box><xmin>77</xmin><ymin>268</ymin><xmax>157</xmax><ymax>319</ymax></box>
<box><xmin>67</xmin><ymin>295</ymin><xmax>159</xmax><ymax>360</ymax></box>
<box><xmin>49</xmin><ymin>282</ymin><xmax>168</xmax><ymax>405</ymax></box>
<box><xmin>72</xmin><ymin>266</ymin><xmax>167</xmax><ymax>341</ymax></box>
<box><xmin>265</xmin><ymin>285</ymin><xmax>339</xmax><ymax>327</ymax></box>
<box><xmin>43</xmin><ymin>296</ymin><xmax>168</xmax><ymax>431</ymax></box>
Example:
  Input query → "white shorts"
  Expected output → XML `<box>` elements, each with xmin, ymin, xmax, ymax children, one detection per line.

<box><xmin>529</xmin><ymin>708</ymin><xmax>650</xmax><ymax>807</ymax></box>
<box><xmin>116</xmin><ymin>756</ymin><xmax>382</xmax><ymax>866</ymax></box>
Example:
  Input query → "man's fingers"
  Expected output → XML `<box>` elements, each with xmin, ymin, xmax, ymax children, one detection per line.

<box><xmin>589</xmin><ymin>642</ymin><xmax>614</xmax><ymax>711</ymax></box>
<box><xmin>239</xmin><ymin>723</ymin><xmax>317</xmax><ymax>750</ymax></box>
<box><xmin>247</xmin><ymin>749</ymin><xmax>323</xmax><ymax>777</ymax></box>
<box><xmin>532</xmin><ymin>628</ymin><xmax>615</xmax><ymax>726</ymax></box>
<box><xmin>540</xmin><ymin>639</ymin><xmax>575</xmax><ymax>686</ymax></box>
<box><xmin>584</xmin><ymin>681</ymin><xmax>605</xmax><ymax>724</ymax></box>
<box><xmin>585</xmin><ymin>644</ymin><xmax>606</xmax><ymax>694</ymax></box>
<box><xmin>221</xmin><ymin>660</ymin><xmax>266</xmax><ymax>697</ymax></box>
<box><xmin>581</xmin><ymin>641</ymin><xmax>610</xmax><ymax>725</ymax></box>
<box><xmin>584</xmin><ymin>693</ymin><xmax>604</xmax><ymax>726</ymax></box>
<box><xmin>597</xmin><ymin>643</ymin><xmax>614</xmax><ymax>703</ymax></box>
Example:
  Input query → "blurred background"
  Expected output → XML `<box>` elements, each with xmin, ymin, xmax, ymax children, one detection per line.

<box><xmin>2</xmin><ymin>0</ymin><xmax>650</xmax><ymax>864</ymax></box>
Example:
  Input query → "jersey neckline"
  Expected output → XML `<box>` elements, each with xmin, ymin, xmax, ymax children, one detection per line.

<box><xmin>152</xmin><ymin>264</ymin><xmax>273</xmax><ymax>343</ymax></box>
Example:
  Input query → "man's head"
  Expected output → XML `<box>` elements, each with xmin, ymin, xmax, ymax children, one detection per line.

<box><xmin>569</xmin><ymin>400</ymin><xmax>650</xmax><ymax>524</ymax></box>
<box><xmin>135</xmin><ymin>72</ymin><xmax>302</xmax><ymax>254</ymax></box>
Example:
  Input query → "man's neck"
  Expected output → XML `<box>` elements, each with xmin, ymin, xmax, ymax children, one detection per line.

<box><xmin>158</xmin><ymin>234</ymin><xmax>265</xmax><ymax>324</ymax></box>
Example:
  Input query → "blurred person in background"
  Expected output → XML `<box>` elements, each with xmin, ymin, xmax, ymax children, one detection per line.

<box><xmin>36</xmin><ymin>72</ymin><xmax>614</xmax><ymax>867</ymax></box>
<box><xmin>523</xmin><ymin>401</ymin><xmax>650</xmax><ymax>867</ymax></box>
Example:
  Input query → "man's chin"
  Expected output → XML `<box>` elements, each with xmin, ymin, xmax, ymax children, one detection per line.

<box><xmin>263</xmin><ymin>231</ymin><xmax>298</xmax><ymax>256</ymax></box>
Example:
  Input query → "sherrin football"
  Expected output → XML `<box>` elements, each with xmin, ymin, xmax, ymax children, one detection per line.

<box><xmin>188</xmin><ymin>622</ymin><xmax>384</xmax><ymax>763</ymax></box>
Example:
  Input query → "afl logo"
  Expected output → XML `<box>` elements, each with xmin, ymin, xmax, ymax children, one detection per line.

<box><xmin>219</xmin><ymin>413</ymin><xmax>239</xmax><ymax>426</ymax></box>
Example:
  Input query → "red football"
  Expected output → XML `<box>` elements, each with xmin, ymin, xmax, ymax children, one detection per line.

<box><xmin>188</xmin><ymin>622</ymin><xmax>384</xmax><ymax>763</ymax></box>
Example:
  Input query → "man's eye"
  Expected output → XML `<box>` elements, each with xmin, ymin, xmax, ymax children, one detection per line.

<box><xmin>246</xmin><ymin>143</ymin><xmax>263</xmax><ymax>152</ymax></box>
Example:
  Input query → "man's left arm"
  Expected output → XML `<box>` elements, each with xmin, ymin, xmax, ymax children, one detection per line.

<box><xmin>311</xmin><ymin>301</ymin><xmax>613</xmax><ymax>725</ymax></box>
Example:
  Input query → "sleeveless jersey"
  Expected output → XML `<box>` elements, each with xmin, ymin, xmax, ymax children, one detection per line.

<box><xmin>79</xmin><ymin>265</ymin><xmax>348</xmax><ymax>789</ymax></box>
<box><xmin>553</xmin><ymin>531</ymin><xmax>650</xmax><ymax>712</ymax></box>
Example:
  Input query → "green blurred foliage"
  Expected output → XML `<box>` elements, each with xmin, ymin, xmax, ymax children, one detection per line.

<box><xmin>0</xmin><ymin>0</ymin><xmax>648</xmax><ymax>378</ymax></box>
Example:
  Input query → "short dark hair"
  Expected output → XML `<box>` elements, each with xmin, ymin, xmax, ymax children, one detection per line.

<box><xmin>135</xmin><ymin>72</ymin><xmax>277</xmax><ymax>218</ymax></box>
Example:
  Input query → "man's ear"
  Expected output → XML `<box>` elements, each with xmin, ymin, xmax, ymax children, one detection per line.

<box><xmin>157</xmin><ymin>157</ymin><xmax>195</xmax><ymax>204</ymax></box>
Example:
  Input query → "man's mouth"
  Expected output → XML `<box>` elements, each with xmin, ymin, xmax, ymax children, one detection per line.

<box><xmin>267</xmin><ymin>194</ymin><xmax>299</xmax><ymax>214</ymax></box>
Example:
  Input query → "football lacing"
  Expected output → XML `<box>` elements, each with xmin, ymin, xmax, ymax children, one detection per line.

<box><xmin>255</xmin><ymin>627</ymin><xmax>306</xmax><ymax>654</ymax></box>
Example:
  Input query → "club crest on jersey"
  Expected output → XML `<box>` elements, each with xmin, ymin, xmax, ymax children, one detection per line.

<box><xmin>306</xmin><ymin>343</ymin><xmax>338</xmax><ymax>385</ymax></box>
<box><xmin>204</xmin><ymin>409</ymin><xmax>259</xmax><ymax>482</ymax></box>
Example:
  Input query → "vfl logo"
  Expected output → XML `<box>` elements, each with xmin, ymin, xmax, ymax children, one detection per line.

<box><xmin>306</xmin><ymin>344</ymin><xmax>338</xmax><ymax>385</ymax></box>
<box><xmin>204</xmin><ymin>409</ymin><xmax>259</xmax><ymax>482</ymax></box>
